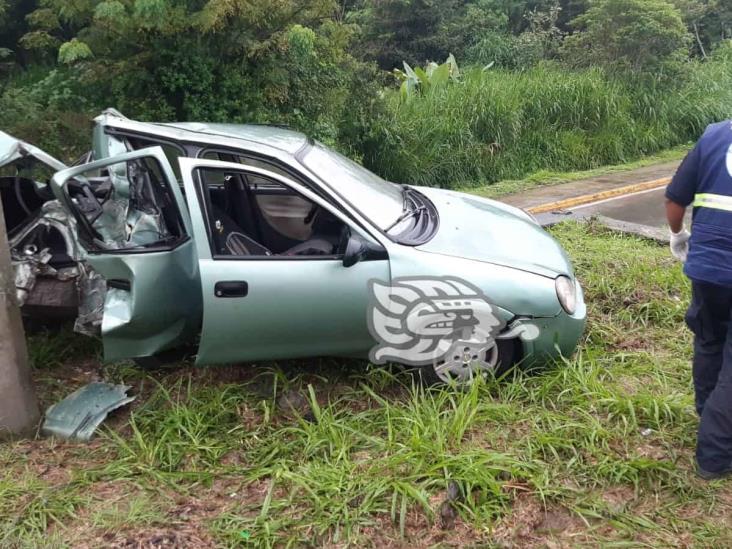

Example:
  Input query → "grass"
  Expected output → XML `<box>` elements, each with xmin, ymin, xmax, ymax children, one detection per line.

<box><xmin>357</xmin><ymin>54</ymin><xmax>732</xmax><ymax>190</ymax></box>
<box><xmin>2</xmin><ymin>221</ymin><xmax>732</xmax><ymax>547</ymax></box>
<box><xmin>465</xmin><ymin>144</ymin><xmax>689</xmax><ymax>199</ymax></box>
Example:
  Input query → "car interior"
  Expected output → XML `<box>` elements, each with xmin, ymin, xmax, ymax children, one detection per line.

<box><xmin>195</xmin><ymin>164</ymin><xmax>346</xmax><ymax>257</ymax></box>
<box><xmin>1</xmin><ymin>160</ymin><xmax>78</xmax><ymax>268</ymax></box>
<box><xmin>126</xmin><ymin>136</ymin><xmax>352</xmax><ymax>257</ymax></box>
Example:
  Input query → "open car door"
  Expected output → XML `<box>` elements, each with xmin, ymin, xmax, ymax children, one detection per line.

<box><xmin>50</xmin><ymin>147</ymin><xmax>202</xmax><ymax>361</ymax></box>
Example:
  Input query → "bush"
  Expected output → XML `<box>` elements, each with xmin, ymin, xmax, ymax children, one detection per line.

<box><xmin>347</xmin><ymin>57</ymin><xmax>732</xmax><ymax>188</ymax></box>
<box><xmin>0</xmin><ymin>67</ymin><xmax>94</xmax><ymax>160</ymax></box>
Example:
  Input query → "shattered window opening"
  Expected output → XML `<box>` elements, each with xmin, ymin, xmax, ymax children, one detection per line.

<box><xmin>65</xmin><ymin>156</ymin><xmax>187</xmax><ymax>253</ymax></box>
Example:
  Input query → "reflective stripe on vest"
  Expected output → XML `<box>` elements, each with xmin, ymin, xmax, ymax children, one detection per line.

<box><xmin>693</xmin><ymin>193</ymin><xmax>732</xmax><ymax>212</ymax></box>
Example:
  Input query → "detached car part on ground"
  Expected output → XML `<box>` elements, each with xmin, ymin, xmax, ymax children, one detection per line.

<box><xmin>1</xmin><ymin>110</ymin><xmax>586</xmax><ymax>385</ymax></box>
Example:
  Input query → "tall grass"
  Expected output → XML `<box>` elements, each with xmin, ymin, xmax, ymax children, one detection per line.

<box><xmin>356</xmin><ymin>50</ymin><xmax>732</xmax><ymax>188</ymax></box>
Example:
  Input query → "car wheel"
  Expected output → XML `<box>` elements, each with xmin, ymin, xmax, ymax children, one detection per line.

<box><xmin>418</xmin><ymin>339</ymin><xmax>517</xmax><ymax>386</ymax></box>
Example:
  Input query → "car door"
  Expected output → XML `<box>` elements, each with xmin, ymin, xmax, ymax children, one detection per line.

<box><xmin>50</xmin><ymin>147</ymin><xmax>202</xmax><ymax>361</ymax></box>
<box><xmin>179</xmin><ymin>157</ymin><xmax>390</xmax><ymax>365</ymax></box>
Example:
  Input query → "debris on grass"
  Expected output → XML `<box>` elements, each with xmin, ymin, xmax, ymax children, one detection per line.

<box><xmin>41</xmin><ymin>382</ymin><xmax>135</xmax><ymax>441</ymax></box>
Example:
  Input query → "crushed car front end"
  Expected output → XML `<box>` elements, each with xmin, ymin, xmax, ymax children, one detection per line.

<box><xmin>0</xmin><ymin>131</ymin><xmax>106</xmax><ymax>333</ymax></box>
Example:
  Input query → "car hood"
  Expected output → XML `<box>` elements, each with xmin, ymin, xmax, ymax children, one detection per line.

<box><xmin>414</xmin><ymin>187</ymin><xmax>573</xmax><ymax>279</ymax></box>
<box><xmin>0</xmin><ymin>131</ymin><xmax>67</xmax><ymax>171</ymax></box>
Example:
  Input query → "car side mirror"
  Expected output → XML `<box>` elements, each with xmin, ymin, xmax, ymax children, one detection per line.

<box><xmin>343</xmin><ymin>233</ymin><xmax>369</xmax><ymax>268</ymax></box>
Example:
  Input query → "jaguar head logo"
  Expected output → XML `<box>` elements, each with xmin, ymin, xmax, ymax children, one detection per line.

<box><xmin>367</xmin><ymin>277</ymin><xmax>506</xmax><ymax>366</ymax></box>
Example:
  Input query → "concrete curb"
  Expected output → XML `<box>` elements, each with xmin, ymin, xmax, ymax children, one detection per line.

<box><xmin>527</xmin><ymin>177</ymin><xmax>671</xmax><ymax>215</ymax></box>
<box><xmin>539</xmin><ymin>213</ymin><xmax>670</xmax><ymax>244</ymax></box>
<box><xmin>592</xmin><ymin>215</ymin><xmax>670</xmax><ymax>243</ymax></box>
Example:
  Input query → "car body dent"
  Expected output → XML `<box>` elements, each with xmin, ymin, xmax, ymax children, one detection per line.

<box><xmin>0</xmin><ymin>131</ymin><xmax>67</xmax><ymax>172</ymax></box>
<box><xmin>0</xmin><ymin>131</ymin><xmax>107</xmax><ymax>333</ymax></box>
<box><xmin>89</xmin><ymin>245</ymin><xmax>202</xmax><ymax>360</ymax></box>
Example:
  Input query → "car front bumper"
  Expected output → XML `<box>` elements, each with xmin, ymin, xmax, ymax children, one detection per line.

<box><xmin>514</xmin><ymin>281</ymin><xmax>587</xmax><ymax>367</ymax></box>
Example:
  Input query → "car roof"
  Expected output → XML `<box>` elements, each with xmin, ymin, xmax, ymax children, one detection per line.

<box><xmin>155</xmin><ymin>122</ymin><xmax>309</xmax><ymax>154</ymax></box>
<box><xmin>97</xmin><ymin>110</ymin><xmax>310</xmax><ymax>156</ymax></box>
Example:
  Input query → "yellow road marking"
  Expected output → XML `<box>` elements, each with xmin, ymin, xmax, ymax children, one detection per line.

<box><xmin>526</xmin><ymin>177</ymin><xmax>671</xmax><ymax>214</ymax></box>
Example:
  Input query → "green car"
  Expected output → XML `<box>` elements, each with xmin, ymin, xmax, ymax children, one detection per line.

<box><xmin>1</xmin><ymin>109</ymin><xmax>585</xmax><ymax>384</ymax></box>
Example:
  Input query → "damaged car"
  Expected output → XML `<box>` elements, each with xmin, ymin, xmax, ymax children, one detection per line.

<box><xmin>1</xmin><ymin>109</ymin><xmax>586</xmax><ymax>385</ymax></box>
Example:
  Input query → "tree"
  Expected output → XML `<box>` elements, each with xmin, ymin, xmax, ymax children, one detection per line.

<box><xmin>351</xmin><ymin>0</ymin><xmax>450</xmax><ymax>69</ymax></box>
<box><xmin>562</xmin><ymin>0</ymin><xmax>691</xmax><ymax>75</ymax></box>
<box><xmin>13</xmin><ymin>0</ymin><xmax>367</xmax><ymax>143</ymax></box>
<box><xmin>672</xmin><ymin>0</ymin><xmax>732</xmax><ymax>57</ymax></box>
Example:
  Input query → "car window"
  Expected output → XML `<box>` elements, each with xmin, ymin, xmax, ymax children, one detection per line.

<box><xmin>202</xmin><ymin>150</ymin><xmax>290</xmax><ymax>179</ymax></box>
<box><xmin>64</xmin><ymin>155</ymin><xmax>186</xmax><ymax>251</ymax></box>
<box><xmin>128</xmin><ymin>137</ymin><xmax>185</xmax><ymax>181</ymax></box>
<box><xmin>196</xmin><ymin>167</ymin><xmax>345</xmax><ymax>259</ymax></box>
<box><xmin>299</xmin><ymin>142</ymin><xmax>403</xmax><ymax>232</ymax></box>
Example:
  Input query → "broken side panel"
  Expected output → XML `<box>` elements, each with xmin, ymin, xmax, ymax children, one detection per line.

<box><xmin>0</xmin><ymin>133</ymin><xmax>106</xmax><ymax>333</ymax></box>
<box><xmin>50</xmin><ymin>147</ymin><xmax>202</xmax><ymax>361</ymax></box>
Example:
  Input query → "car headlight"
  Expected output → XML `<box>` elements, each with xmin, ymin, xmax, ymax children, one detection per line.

<box><xmin>555</xmin><ymin>275</ymin><xmax>577</xmax><ymax>315</ymax></box>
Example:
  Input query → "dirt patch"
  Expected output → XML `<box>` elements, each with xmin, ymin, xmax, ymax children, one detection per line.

<box><xmin>64</xmin><ymin>476</ymin><xmax>271</xmax><ymax>549</ymax></box>
<box><xmin>102</xmin><ymin>528</ymin><xmax>215</xmax><ymax>548</ymax></box>
<box><xmin>0</xmin><ymin>438</ymin><xmax>108</xmax><ymax>486</ymax></box>
<box><xmin>600</xmin><ymin>486</ymin><xmax>636</xmax><ymax>514</ymax></box>
<box><xmin>490</xmin><ymin>493</ymin><xmax>588</xmax><ymax>548</ymax></box>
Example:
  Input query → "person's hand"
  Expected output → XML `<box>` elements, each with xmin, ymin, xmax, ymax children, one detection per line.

<box><xmin>670</xmin><ymin>227</ymin><xmax>690</xmax><ymax>262</ymax></box>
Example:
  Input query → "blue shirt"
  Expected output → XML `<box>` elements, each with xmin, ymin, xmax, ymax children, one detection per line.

<box><xmin>666</xmin><ymin>121</ymin><xmax>732</xmax><ymax>287</ymax></box>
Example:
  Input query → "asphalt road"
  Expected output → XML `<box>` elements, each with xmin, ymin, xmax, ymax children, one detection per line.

<box><xmin>568</xmin><ymin>186</ymin><xmax>692</xmax><ymax>228</ymax></box>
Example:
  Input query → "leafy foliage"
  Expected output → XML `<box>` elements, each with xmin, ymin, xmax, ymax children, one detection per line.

<box><xmin>57</xmin><ymin>38</ymin><xmax>92</xmax><ymax>64</ymax></box>
<box><xmin>394</xmin><ymin>55</ymin><xmax>461</xmax><ymax>102</ymax></box>
<box><xmin>0</xmin><ymin>0</ymin><xmax>730</xmax><ymax>185</ymax></box>
<box><xmin>562</xmin><ymin>0</ymin><xmax>692</xmax><ymax>76</ymax></box>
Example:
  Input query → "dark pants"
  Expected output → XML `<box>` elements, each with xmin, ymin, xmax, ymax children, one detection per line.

<box><xmin>686</xmin><ymin>281</ymin><xmax>732</xmax><ymax>472</ymax></box>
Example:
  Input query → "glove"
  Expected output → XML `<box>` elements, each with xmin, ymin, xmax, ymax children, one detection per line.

<box><xmin>670</xmin><ymin>227</ymin><xmax>690</xmax><ymax>262</ymax></box>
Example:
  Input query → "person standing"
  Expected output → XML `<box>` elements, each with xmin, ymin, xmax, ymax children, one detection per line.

<box><xmin>666</xmin><ymin>120</ymin><xmax>732</xmax><ymax>480</ymax></box>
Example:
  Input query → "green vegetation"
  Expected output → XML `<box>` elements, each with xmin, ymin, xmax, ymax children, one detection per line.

<box><xmin>2</xmin><ymin>223</ymin><xmax>731</xmax><ymax>547</ymax></box>
<box><xmin>1</xmin><ymin>1</ymin><xmax>732</xmax><ymax>187</ymax></box>
<box><xmin>354</xmin><ymin>55</ymin><xmax>732</xmax><ymax>188</ymax></box>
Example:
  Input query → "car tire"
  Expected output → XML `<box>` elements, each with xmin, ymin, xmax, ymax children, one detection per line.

<box><xmin>416</xmin><ymin>338</ymin><xmax>518</xmax><ymax>386</ymax></box>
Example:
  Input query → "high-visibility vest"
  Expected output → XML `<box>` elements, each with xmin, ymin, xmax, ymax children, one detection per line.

<box><xmin>693</xmin><ymin>193</ymin><xmax>732</xmax><ymax>212</ymax></box>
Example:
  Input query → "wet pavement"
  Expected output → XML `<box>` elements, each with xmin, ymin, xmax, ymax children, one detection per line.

<box><xmin>499</xmin><ymin>160</ymin><xmax>690</xmax><ymax>239</ymax></box>
<box><xmin>500</xmin><ymin>161</ymin><xmax>681</xmax><ymax>211</ymax></box>
<box><xmin>565</xmin><ymin>187</ymin><xmax>692</xmax><ymax>228</ymax></box>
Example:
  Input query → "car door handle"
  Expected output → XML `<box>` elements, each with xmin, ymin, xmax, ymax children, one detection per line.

<box><xmin>214</xmin><ymin>281</ymin><xmax>249</xmax><ymax>298</ymax></box>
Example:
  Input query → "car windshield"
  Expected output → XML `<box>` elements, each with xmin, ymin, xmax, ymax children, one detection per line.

<box><xmin>300</xmin><ymin>142</ymin><xmax>404</xmax><ymax>231</ymax></box>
